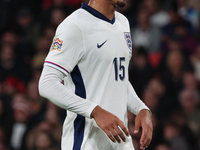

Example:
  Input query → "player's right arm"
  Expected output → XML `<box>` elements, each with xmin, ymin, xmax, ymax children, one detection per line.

<box><xmin>39</xmin><ymin>65</ymin><xmax>97</xmax><ymax>118</ymax></box>
<box><xmin>39</xmin><ymin>65</ymin><xmax>129</xmax><ymax>143</ymax></box>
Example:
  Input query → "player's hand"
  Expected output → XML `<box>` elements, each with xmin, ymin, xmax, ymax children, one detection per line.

<box><xmin>134</xmin><ymin>109</ymin><xmax>153</xmax><ymax>150</ymax></box>
<box><xmin>91</xmin><ymin>106</ymin><xmax>130</xmax><ymax>143</ymax></box>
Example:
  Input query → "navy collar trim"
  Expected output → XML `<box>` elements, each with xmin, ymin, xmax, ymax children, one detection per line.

<box><xmin>81</xmin><ymin>3</ymin><xmax>115</xmax><ymax>24</ymax></box>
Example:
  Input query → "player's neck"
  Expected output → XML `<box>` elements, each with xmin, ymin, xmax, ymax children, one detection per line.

<box><xmin>88</xmin><ymin>0</ymin><xmax>115</xmax><ymax>21</ymax></box>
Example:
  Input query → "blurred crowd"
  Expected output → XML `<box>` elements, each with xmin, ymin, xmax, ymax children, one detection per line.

<box><xmin>0</xmin><ymin>0</ymin><xmax>200</xmax><ymax>150</ymax></box>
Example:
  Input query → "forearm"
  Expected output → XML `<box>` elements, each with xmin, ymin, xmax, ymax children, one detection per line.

<box><xmin>127</xmin><ymin>81</ymin><xmax>150</xmax><ymax>115</ymax></box>
<box><xmin>38</xmin><ymin>65</ymin><xmax>97</xmax><ymax>118</ymax></box>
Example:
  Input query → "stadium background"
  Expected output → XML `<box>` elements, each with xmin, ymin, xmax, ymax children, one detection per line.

<box><xmin>0</xmin><ymin>0</ymin><xmax>200</xmax><ymax>150</ymax></box>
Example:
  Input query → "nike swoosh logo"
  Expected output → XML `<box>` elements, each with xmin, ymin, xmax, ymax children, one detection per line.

<box><xmin>97</xmin><ymin>40</ymin><xmax>107</xmax><ymax>48</ymax></box>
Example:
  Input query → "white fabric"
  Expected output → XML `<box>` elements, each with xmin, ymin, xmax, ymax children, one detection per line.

<box><xmin>44</xmin><ymin>21</ymin><xmax>85</xmax><ymax>75</ymax></box>
<box><xmin>39</xmin><ymin>65</ymin><xmax>97</xmax><ymax>118</ymax></box>
<box><xmin>131</xmin><ymin>26</ymin><xmax>161</xmax><ymax>53</ymax></box>
<box><xmin>39</xmin><ymin>4</ymin><xmax>149</xmax><ymax>150</ymax></box>
<box><xmin>11</xmin><ymin>123</ymin><xmax>27</xmax><ymax>149</ymax></box>
<box><xmin>127</xmin><ymin>82</ymin><xmax>149</xmax><ymax>115</ymax></box>
<box><xmin>150</xmin><ymin>11</ymin><xmax>170</xmax><ymax>28</ymax></box>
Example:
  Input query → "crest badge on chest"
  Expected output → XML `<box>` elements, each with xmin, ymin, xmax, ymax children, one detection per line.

<box><xmin>124</xmin><ymin>32</ymin><xmax>132</xmax><ymax>50</ymax></box>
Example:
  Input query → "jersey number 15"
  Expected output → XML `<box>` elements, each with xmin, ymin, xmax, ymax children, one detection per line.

<box><xmin>113</xmin><ymin>57</ymin><xmax>125</xmax><ymax>81</ymax></box>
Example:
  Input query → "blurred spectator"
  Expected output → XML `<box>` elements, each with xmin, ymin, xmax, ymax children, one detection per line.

<box><xmin>160</xmin><ymin>29</ymin><xmax>194</xmax><ymax>67</ymax></box>
<box><xmin>161</xmin><ymin>9</ymin><xmax>194</xmax><ymax>44</ymax></box>
<box><xmin>0</xmin><ymin>82</ymin><xmax>2</xmax><ymax>95</ymax></box>
<box><xmin>34</xmin><ymin>130</ymin><xmax>56</xmax><ymax>150</ymax></box>
<box><xmin>0</xmin><ymin>31</ymin><xmax>19</xmax><ymax>47</ymax></box>
<box><xmin>42</xmin><ymin>25</ymin><xmax>56</xmax><ymax>41</ymax></box>
<box><xmin>198</xmin><ymin>137</ymin><xmax>200</xmax><ymax>150</ymax></box>
<box><xmin>15</xmin><ymin>8</ymin><xmax>41</xmax><ymax>47</ymax></box>
<box><xmin>0</xmin><ymin>1</ymin><xmax>10</xmax><ymax>33</ymax></box>
<box><xmin>5</xmin><ymin>93</ymin><xmax>32</xmax><ymax>150</ymax></box>
<box><xmin>129</xmin><ymin>47</ymin><xmax>154</xmax><ymax>97</ymax></box>
<box><xmin>169</xmin><ymin>110</ymin><xmax>197</xmax><ymax>149</ymax></box>
<box><xmin>146</xmin><ymin>77</ymin><xmax>166</xmax><ymax>99</ymax></box>
<box><xmin>0</xmin><ymin>126</ymin><xmax>8</xmax><ymax>150</ymax></box>
<box><xmin>0</xmin><ymin>140</ymin><xmax>8</xmax><ymax>150</ymax></box>
<box><xmin>176</xmin><ymin>0</ymin><xmax>199</xmax><ymax>29</ymax></box>
<box><xmin>3</xmin><ymin>76</ymin><xmax>26</xmax><ymax>96</ymax></box>
<box><xmin>0</xmin><ymin>45</ymin><xmax>15</xmax><ymax>76</ymax></box>
<box><xmin>32</xmin><ymin>35</ymin><xmax>52</xmax><ymax>69</ymax></box>
<box><xmin>160</xmin><ymin>35</ymin><xmax>194</xmax><ymax>73</ymax></box>
<box><xmin>161</xmin><ymin>50</ymin><xmax>184</xmax><ymax>99</ymax></box>
<box><xmin>26</xmin><ymin>121</ymin><xmax>50</xmax><ymax>150</ymax></box>
<box><xmin>145</xmin><ymin>77</ymin><xmax>171</xmax><ymax>122</ymax></box>
<box><xmin>174</xmin><ymin>24</ymin><xmax>198</xmax><ymax>54</ymax></box>
<box><xmin>0</xmin><ymin>126</ymin><xmax>6</xmax><ymax>144</ymax></box>
<box><xmin>45</xmin><ymin>104</ymin><xmax>63</xmax><ymax>143</ymax></box>
<box><xmin>143</xmin><ymin>0</ymin><xmax>170</xmax><ymax>28</ymax></box>
<box><xmin>1</xmin><ymin>30</ymin><xmax>34</xmax><ymax>77</ymax></box>
<box><xmin>41</xmin><ymin>0</ymin><xmax>69</xmax><ymax>28</ymax></box>
<box><xmin>27</xmin><ymin>80</ymin><xmax>46</xmax><ymax>126</ymax></box>
<box><xmin>27</xmin><ymin>80</ymin><xmax>41</xmax><ymax>102</ymax></box>
<box><xmin>190</xmin><ymin>45</ymin><xmax>200</xmax><ymax>81</ymax></box>
<box><xmin>179</xmin><ymin>88</ymin><xmax>200</xmax><ymax>138</ymax></box>
<box><xmin>0</xmin><ymin>30</ymin><xmax>34</xmax><ymax>84</ymax></box>
<box><xmin>42</xmin><ymin>0</ymin><xmax>73</xmax><ymax>27</ymax></box>
<box><xmin>0</xmin><ymin>100</ymin><xmax>4</xmax><ymax>123</ymax></box>
<box><xmin>188</xmin><ymin>0</ymin><xmax>200</xmax><ymax>12</ymax></box>
<box><xmin>162</xmin><ymin>0</ymin><xmax>177</xmax><ymax>11</ymax></box>
<box><xmin>155</xmin><ymin>143</ymin><xmax>171</xmax><ymax>150</ymax></box>
<box><xmin>155</xmin><ymin>50</ymin><xmax>187</xmax><ymax>120</ymax></box>
<box><xmin>162</xmin><ymin>120</ymin><xmax>189</xmax><ymax>150</ymax></box>
<box><xmin>182</xmin><ymin>71</ymin><xmax>199</xmax><ymax>91</ymax></box>
<box><xmin>142</xmin><ymin>88</ymin><xmax>159</xmax><ymax>114</ymax></box>
<box><xmin>50</xmin><ymin>8</ymin><xmax>67</xmax><ymax>28</ymax></box>
<box><xmin>31</xmin><ymin>67</ymin><xmax>43</xmax><ymax>83</ymax></box>
<box><xmin>26</xmin><ymin>102</ymin><xmax>62</xmax><ymax>150</ymax></box>
<box><xmin>131</xmin><ymin>8</ymin><xmax>161</xmax><ymax>53</ymax></box>
<box><xmin>0</xmin><ymin>45</ymin><xmax>29</xmax><ymax>86</ymax></box>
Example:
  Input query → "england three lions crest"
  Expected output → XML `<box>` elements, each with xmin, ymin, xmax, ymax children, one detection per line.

<box><xmin>124</xmin><ymin>32</ymin><xmax>132</xmax><ymax>50</ymax></box>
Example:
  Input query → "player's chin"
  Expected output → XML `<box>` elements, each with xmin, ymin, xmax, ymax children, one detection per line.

<box><xmin>116</xmin><ymin>0</ymin><xmax>126</xmax><ymax>8</ymax></box>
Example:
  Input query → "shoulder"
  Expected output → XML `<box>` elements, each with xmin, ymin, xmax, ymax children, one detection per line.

<box><xmin>55</xmin><ymin>9</ymin><xmax>88</xmax><ymax>34</ymax></box>
<box><xmin>115</xmin><ymin>11</ymin><xmax>129</xmax><ymax>25</ymax></box>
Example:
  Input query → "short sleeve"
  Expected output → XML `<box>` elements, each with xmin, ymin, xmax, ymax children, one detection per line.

<box><xmin>44</xmin><ymin>20</ymin><xmax>85</xmax><ymax>75</ymax></box>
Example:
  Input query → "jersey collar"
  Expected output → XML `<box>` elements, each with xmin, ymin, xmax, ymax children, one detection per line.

<box><xmin>81</xmin><ymin>3</ymin><xmax>115</xmax><ymax>24</ymax></box>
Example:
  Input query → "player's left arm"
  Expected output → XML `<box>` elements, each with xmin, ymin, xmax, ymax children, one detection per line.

<box><xmin>127</xmin><ymin>81</ymin><xmax>153</xmax><ymax>150</ymax></box>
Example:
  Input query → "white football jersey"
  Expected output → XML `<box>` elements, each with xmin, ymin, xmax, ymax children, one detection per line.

<box><xmin>44</xmin><ymin>3</ymin><xmax>148</xmax><ymax>150</ymax></box>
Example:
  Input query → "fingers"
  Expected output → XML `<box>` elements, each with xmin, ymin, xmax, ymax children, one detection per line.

<box><xmin>103</xmin><ymin>121</ymin><xmax>129</xmax><ymax>143</ymax></box>
<box><xmin>140</xmin><ymin>128</ymin><xmax>147</xmax><ymax>149</ymax></box>
<box><xmin>114</xmin><ymin>125</ymin><xmax>126</xmax><ymax>142</ymax></box>
<box><xmin>134</xmin><ymin>119</ymin><xmax>140</xmax><ymax>134</ymax></box>
<box><xmin>118</xmin><ymin>121</ymin><xmax>130</xmax><ymax>137</ymax></box>
<box><xmin>109</xmin><ymin>127</ymin><xmax>121</xmax><ymax>143</ymax></box>
<box><xmin>140</xmin><ymin>126</ymin><xmax>153</xmax><ymax>149</ymax></box>
<box><xmin>92</xmin><ymin>107</ymin><xmax>130</xmax><ymax>144</ymax></box>
<box><xmin>104</xmin><ymin>129</ymin><xmax>116</xmax><ymax>143</ymax></box>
